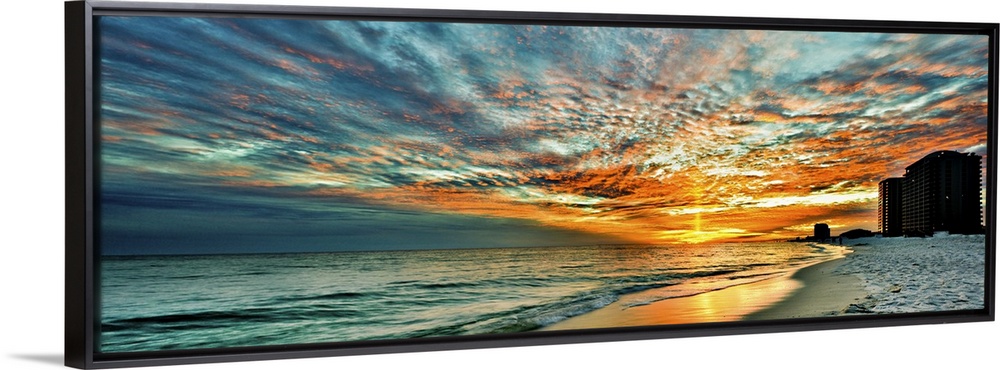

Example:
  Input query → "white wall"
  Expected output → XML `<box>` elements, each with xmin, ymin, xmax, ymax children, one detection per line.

<box><xmin>2</xmin><ymin>1</ymin><xmax>996</xmax><ymax>370</ymax></box>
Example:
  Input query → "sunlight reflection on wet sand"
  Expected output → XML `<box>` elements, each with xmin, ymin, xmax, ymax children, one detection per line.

<box><xmin>542</xmin><ymin>253</ymin><xmax>859</xmax><ymax>330</ymax></box>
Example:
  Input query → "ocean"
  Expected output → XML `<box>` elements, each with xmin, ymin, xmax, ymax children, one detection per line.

<box><xmin>99</xmin><ymin>242</ymin><xmax>841</xmax><ymax>353</ymax></box>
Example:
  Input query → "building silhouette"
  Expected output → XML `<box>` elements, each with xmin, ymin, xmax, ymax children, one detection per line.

<box><xmin>878</xmin><ymin>177</ymin><xmax>903</xmax><ymax>236</ymax></box>
<box><xmin>814</xmin><ymin>223</ymin><xmax>830</xmax><ymax>240</ymax></box>
<box><xmin>881</xmin><ymin>150</ymin><xmax>982</xmax><ymax>236</ymax></box>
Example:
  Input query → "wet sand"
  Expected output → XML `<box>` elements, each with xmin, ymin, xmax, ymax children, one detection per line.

<box><xmin>743</xmin><ymin>256</ymin><xmax>867</xmax><ymax>320</ymax></box>
<box><xmin>543</xmin><ymin>253</ymin><xmax>867</xmax><ymax>331</ymax></box>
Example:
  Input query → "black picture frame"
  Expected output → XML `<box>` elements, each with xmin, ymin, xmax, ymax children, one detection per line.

<box><xmin>65</xmin><ymin>1</ymin><xmax>998</xmax><ymax>368</ymax></box>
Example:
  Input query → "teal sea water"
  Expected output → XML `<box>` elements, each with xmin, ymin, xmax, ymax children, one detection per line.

<box><xmin>100</xmin><ymin>243</ymin><xmax>839</xmax><ymax>353</ymax></box>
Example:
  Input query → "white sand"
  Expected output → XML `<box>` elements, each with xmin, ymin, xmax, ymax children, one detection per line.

<box><xmin>831</xmin><ymin>233</ymin><xmax>986</xmax><ymax>314</ymax></box>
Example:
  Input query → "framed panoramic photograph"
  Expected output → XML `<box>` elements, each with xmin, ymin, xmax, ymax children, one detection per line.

<box><xmin>65</xmin><ymin>0</ymin><xmax>997</xmax><ymax>368</ymax></box>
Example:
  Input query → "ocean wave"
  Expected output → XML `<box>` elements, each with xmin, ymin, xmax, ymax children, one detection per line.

<box><xmin>417</xmin><ymin>281</ymin><xmax>482</xmax><ymax>289</ymax></box>
<box><xmin>559</xmin><ymin>264</ymin><xmax>596</xmax><ymax>269</ymax></box>
<box><xmin>272</xmin><ymin>291</ymin><xmax>378</xmax><ymax>303</ymax></box>
<box><xmin>454</xmin><ymin>293</ymin><xmax>620</xmax><ymax>335</ymax></box>
<box><xmin>386</xmin><ymin>280</ymin><xmax>421</xmax><ymax>285</ymax></box>
<box><xmin>104</xmin><ymin>306</ymin><xmax>361</xmax><ymax>331</ymax></box>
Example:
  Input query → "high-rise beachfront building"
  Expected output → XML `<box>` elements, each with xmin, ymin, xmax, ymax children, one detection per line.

<box><xmin>814</xmin><ymin>223</ymin><xmax>830</xmax><ymax>241</ymax></box>
<box><xmin>898</xmin><ymin>150</ymin><xmax>983</xmax><ymax>235</ymax></box>
<box><xmin>878</xmin><ymin>177</ymin><xmax>904</xmax><ymax>237</ymax></box>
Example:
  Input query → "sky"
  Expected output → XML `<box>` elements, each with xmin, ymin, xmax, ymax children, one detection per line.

<box><xmin>97</xmin><ymin>16</ymin><xmax>989</xmax><ymax>255</ymax></box>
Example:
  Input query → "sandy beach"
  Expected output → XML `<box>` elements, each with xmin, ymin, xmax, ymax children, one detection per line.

<box><xmin>544</xmin><ymin>234</ymin><xmax>986</xmax><ymax>331</ymax></box>
<box><xmin>831</xmin><ymin>234</ymin><xmax>986</xmax><ymax>314</ymax></box>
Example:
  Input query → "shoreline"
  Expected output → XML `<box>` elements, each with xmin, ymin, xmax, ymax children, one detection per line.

<box><xmin>742</xmin><ymin>254</ymin><xmax>868</xmax><ymax>320</ymax></box>
<box><xmin>542</xmin><ymin>247</ymin><xmax>865</xmax><ymax>331</ymax></box>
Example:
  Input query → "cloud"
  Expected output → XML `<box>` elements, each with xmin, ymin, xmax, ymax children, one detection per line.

<box><xmin>97</xmin><ymin>16</ymin><xmax>990</xmax><ymax>252</ymax></box>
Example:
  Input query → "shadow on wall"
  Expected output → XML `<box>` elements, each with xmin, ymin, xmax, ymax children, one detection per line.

<box><xmin>7</xmin><ymin>353</ymin><xmax>63</xmax><ymax>366</ymax></box>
